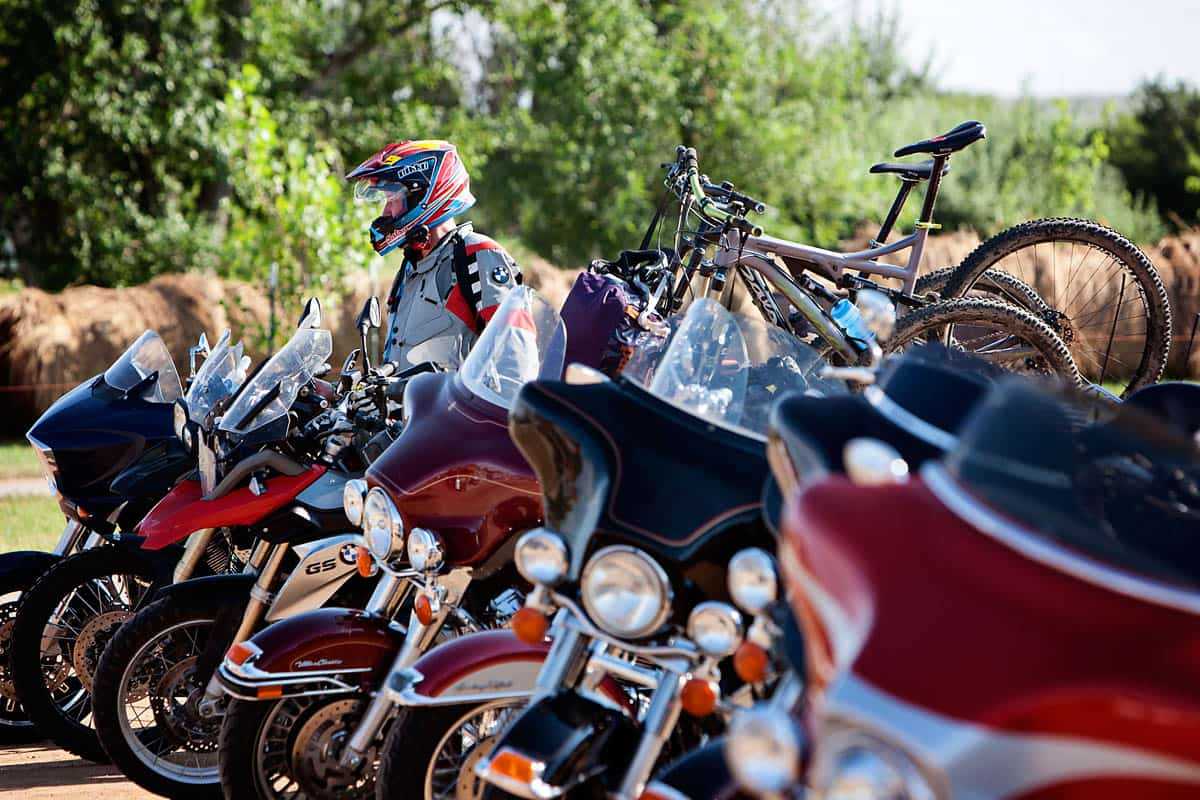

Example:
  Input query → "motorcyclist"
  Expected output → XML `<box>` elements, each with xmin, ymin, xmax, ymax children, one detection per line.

<box><xmin>345</xmin><ymin>139</ymin><xmax>522</xmax><ymax>413</ymax></box>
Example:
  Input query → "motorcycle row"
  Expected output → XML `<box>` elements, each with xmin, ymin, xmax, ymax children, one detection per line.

<box><xmin>2</xmin><ymin>136</ymin><xmax>1198</xmax><ymax>800</ymax></box>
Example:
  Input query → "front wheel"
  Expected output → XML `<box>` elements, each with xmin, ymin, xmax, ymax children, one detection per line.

<box><xmin>219</xmin><ymin>695</ymin><xmax>381</xmax><ymax>800</ymax></box>
<box><xmin>376</xmin><ymin>700</ymin><xmax>525</xmax><ymax>800</ymax></box>
<box><xmin>885</xmin><ymin>297</ymin><xmax>1082</xmax><ymax>385</ymax></box>
<box><xmin>91</xmin><ymin>595</ymin><xmax>227</xmax><ymax>799</ymax></box>
<box><xmin>0</xmin><ymin>552</ymin><xmax>59</xmax><ymax>744</ymax></box>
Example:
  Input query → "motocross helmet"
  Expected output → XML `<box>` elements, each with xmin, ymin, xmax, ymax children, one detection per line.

<box><xmin>347</xmin><ymin>140</ymin><xmax>476</xmax><ymax>256</ymax></box>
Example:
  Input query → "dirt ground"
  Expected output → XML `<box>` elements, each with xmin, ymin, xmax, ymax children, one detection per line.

<box><xmin>0</xmin><ymin>742</ymin><xmax>151</xmax><ymax>798</ymax></box>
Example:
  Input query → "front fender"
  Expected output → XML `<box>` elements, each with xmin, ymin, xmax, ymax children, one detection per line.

<box><xmin>153</xmin><ymin>571</ymin><xmax>257</xmax><ymax>605</ymax></box>
<box><xmin>0</xmin><ymin>550</ymin><xmax>60</xmax><ymax>588</ymax></box>
<box><xmin>218</xmin><ymin>608</ymin><xmax>403</xmax><ymax>700</ymax></box>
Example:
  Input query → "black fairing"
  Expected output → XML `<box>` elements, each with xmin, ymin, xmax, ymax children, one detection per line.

<box><xmin>510</xmin><ymin>376</ymin><xmax>773</xmax><ymax>592</ymax></box>
<box><xmin>26</xmin><ymin>374</ymin><xmax>187</xmax><ymax>527</ymax></box>
<box><xmin>654</xmin><ymin>739</ymin><xmax>746</xmax><ymax>800</ymax></box>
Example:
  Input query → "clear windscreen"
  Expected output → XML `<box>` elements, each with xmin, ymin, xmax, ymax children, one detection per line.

<box><xmin>459</xmin><ymin>286</ymin><xmax>567</xmax><ymax>410</ymax></box>
<box><xmin>219</xmin><ymin>326</ymin><xmax>332</xmax><ymax>435</ymax></box>
<box><xmin>945</xmin><ymin>379</ymin><xmax>1200</xmax><ymax>587</ymax></box>
<box><xmin>185</xmin><ymin>331</ymin><xmax>248</xmax><ymax>424</ymax></box>
<box><xmin>647</xmin><ymin>299</ymin><xmax>847</xmax><ymax>439</ymax></box>
<box><xmin>103</xmin><ymin>330</ymin><xmax>183</xmax><ymax>403</ymax></box>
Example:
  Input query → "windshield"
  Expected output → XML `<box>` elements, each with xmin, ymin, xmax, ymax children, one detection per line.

<box><xmin>103</xmin><ymin>330</ymin><xmax>183</xmax><ymax>403</ymax></box>
<box><xmin>185</xmin><ymin>330</ymin><xmax>247</xmax><ymax>424</ymax></box>
<box><xmin>944</xmin><ymin>379</ymin><xmax>1200</xmax><ymax>587</ymax></box>
<box><xmin>459</xmin><ymin>286</ymin><xmax>567</xmax><ymax>409</ymax></box>
<box><xmin>647</xmin><ymin>299</ymin><xmax>847</xmax><ymax>439</ymax></box>
<box><xmin>219</xmin><ymin>326</ymin><xmax>332</xmax><ymax>435</ymax></box>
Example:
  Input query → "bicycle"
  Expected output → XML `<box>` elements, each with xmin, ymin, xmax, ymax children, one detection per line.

<box><xmin>648</xmin><ymin>126</ymin><xmax>1080</xmax><ymax>383</ymax></box>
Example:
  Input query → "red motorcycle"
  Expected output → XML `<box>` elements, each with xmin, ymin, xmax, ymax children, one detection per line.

<box><xmin>735</xmin><ymin>379</ymin><xmax>1200</xmax><ymax>800</ymax></box>
<box><xmin>215</xmin><ymin>286</ymin><xmax>601</xmax><ymax>799</ymax></box>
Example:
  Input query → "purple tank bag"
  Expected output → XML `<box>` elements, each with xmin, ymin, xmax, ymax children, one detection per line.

<box><xmin>559</xmin><ymin>272</ymin><xmax>638</xmax><ymax>376</ymax></box>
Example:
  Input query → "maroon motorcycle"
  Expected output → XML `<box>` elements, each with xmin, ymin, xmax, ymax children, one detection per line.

<box><xmin>214</xmin><ymin>284</ymin><xmax>645</xmax><ymax>799</ymax></box>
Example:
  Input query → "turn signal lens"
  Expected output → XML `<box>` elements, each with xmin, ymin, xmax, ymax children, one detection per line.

<box><xmin>226</xmin><ymin>642</ymin><xmax>255</xmax><ymax>666</ymax></box>
<box><xmin>681</xmin><ymin>677</ymin><xmax>718</xmax><ymax>717</ymax></box>
<box><xmin>734</xmin><ymin>641</ymin><xmax>770</xmax><ymax>684</ymax></box>
<box><xmin>256</xmin><ymin>685</ymin><xmax>283</xmax><ymax>700</ymax></box>
<box><xmin>414</xmin><ymin>593</ymin><xmax>434</xmax><ymax>626</ymax></box>
<box><xmin>490</xmin><ymin>748</ymin><xmax>541</xmax><ymax>785</ymax></box>
<box><xmin>510</xmin><ymin>607</ymin><xmax>549</xmax><ymax>645</ymax></box>
<box><xmin>356</xmin><ymin>545</ymin><xmax>375</xmax><ymax>578</ymax></box>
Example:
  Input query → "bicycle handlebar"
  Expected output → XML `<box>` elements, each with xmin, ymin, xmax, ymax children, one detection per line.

<box><xmin>672</xmin><ymin>146</ymin><xmax>764</xmax><ymax>236</ymax></box>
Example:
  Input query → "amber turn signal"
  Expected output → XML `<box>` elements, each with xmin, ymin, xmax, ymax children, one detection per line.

<box><xmin>356</xmin><ymin>545</ymin><xmax>375</xmax><ymax>578</ymax></box>
<box><xmin>414</xmin><ymin>593</ymin><xmax>434</xmax><ymax>626</ymax></box>
<box><xmin>226</xmin><ymin>641</ymin><xmax>255</xmax><ymax>666</ymax></box>
<box><xmin>256</xmin><ymin>685</ymin><xmax>283</xmax><ymax>700</ymax></box>
<box><xmin>734</xmin><ymin>641</ymin><xmax>770</xmax><ymax>684</ymax></box>
<box><xmin>510</xmin><ymin>607</ymin><xmax>549</xmax><ymax>645</ymax></box>
<box><xmin>680</xmin><ymin>677</ymin><xmax>718</xmax><ymax>717</ymax></box>
<box><xmin>489</xmin><ymin>748</ymin><xmax>540</xmax><ymax>785</ymax></box>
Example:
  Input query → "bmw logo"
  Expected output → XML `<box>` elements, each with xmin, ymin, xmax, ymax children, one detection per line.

<box><xmin>491</xmin><ymin>264</ymin><xmax>511</xmax><ymax>284</ymax></box>
<box><xmin>339</xmin><ymin>543</ymin><xmax>358</xmax><ymax>565</ymax></box>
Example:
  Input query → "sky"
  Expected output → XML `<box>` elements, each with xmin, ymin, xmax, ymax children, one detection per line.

<box><xmin>816</xmin><ymin>0</ymin><xmax>1200</xmax><ymax>98</ymax></box>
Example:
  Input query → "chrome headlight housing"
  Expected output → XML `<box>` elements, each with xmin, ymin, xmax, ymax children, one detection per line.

<box><xmin>580</xmin><ymin>545</ymin><xmax>672</xmax><ymax>639</ymax></box>
<box><xmin>725</xmin><ymin>708</ymin><xmax>802</xmax><ymax>796</ymax></box>
<box><xmin>342</xmin><ymin>478</ymin><xmax>368</xmax><ymax>527</ymax></box>
<box><xmin>363</xmin><ymin>487</ymin><xmax>404</xmax><ymax>562</ymax></box>
<box><xmin>686</xmin><ymin>601</ymin><xmax>743</xmax><ymax>657</ymax></box>
<box><xmin>809</xmin><ymin>731</ymin><xmax>934</xmax><ymax>800</ymax></box>
<box><xmin>407</xmin><ymin>528</ymin><xmax>444</xmax><ymax>572</ymax></box>
<box><xmin>514</xmin><ymin>529</ymin><xmax>569</xmax><ymax>586</ymax></box>
<box><xmin>727</xmin><ymin>548</ymin><xmax>778</xmax><ymax>616</ymax></box>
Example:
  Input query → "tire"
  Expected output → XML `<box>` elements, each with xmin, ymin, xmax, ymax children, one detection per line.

<box><xmin>376</xmin><ymin>700</ymin><xmax>525</xmax><ymax>800</ymax></box>
<box><xmin>886</xmin><ymin>297</ymin><xmax>1082</xmax><ymax>385</ymax></box>
<box><xmin>915</xmin><ymin>266</ymin><xmax>1052</xmax><ymax>319</ymax></box>
<box><xmin>0</xmin><ymin>553</ymin><xmax>59</xmax><ymax>744</ymax></box>
<box><xmin>219</xmin><ymin>695</ymin><xmax>382</xmax><ymax>800</ymax></box>
<box><xmin>92</xmin><ymin>594</ymin><xmax>227</xmax><ymax>799</ymax></box>
<box><xmin>10</xmin><ymin>545</ymin><xmax>155</xmax><ymax>762</ymax></box>
<box><xmin>940</xmin><ymin>218</ymin><xmax>1171</xmax><ymax>395</ymax></box>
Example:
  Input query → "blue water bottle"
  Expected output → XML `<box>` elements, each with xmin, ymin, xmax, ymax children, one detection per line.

<box><xmin>830</xmin><ymin>299</ymin><xmax>875</xmax><ymax>350</ymax></box>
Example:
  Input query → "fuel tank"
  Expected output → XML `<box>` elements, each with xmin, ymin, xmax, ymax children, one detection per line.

<box><xmin>366</xmin><ymin>373</ymin><xmax>541</xmax><ymax>566</ymax></box>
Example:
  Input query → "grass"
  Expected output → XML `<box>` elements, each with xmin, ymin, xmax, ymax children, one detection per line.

<box><xmin>0</xmin><ymin>494</ymin><xmax>64</xmax><ymax>553</ymax></box>
<box><xmin>0</xmin><ymin>441</ymin><xmax>42</xmax><ymax>481</ymax></box>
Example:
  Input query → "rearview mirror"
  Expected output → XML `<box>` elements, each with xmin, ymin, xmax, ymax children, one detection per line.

<box><xmin>298</xmin><ymin>298</ymin><xmax>323</xmax><ymax>329</ymax></box>
<box><xmin>188</xmin><ymin>331</ymin><xmax>211</xmax><ymax>378</ymax></box>
<box><xmin>358</xmin><ymin>296</ymin><xmax>381</xmax><ymax>332</ymax></box>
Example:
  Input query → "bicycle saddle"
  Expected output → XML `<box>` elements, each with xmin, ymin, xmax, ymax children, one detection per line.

<box><xmin>868</xmin><ymin>159</ymin><xmax>950</xmax><ymax>182</ymax></box>
<box><xmin>894</xmin><ymin>120</ymin><xmax>986</xmax><ymax>158</ymax></box>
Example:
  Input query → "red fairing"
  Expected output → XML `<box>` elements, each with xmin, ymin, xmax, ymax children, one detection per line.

<box><xmin>137</xmin><ymin>467</ymin><xmax>326</xmax><ymax>550</ymax></box>
<box><xmin>366</xmin><ymin>373</ymin><xmax>541</xmax><ymax>566</ymax></box>
<box><xmin>781</xmin><ymin>475</ymin><xmax>1200</xmax><ymax>796</ymax></box>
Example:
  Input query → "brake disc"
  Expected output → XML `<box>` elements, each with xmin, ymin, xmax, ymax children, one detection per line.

<box><xmin>72</xmin><ymin>609</ymin><xmax>131</xmax><ymax>693</ymax></box>
<box><xmin>150</xmin><ymin>656</ymin><xmax>220</xmax><ymax>753</ymax></box>
<box><xmin>290</xmin><ymin>698</ymin><xmax>375</xmax><ymax>799</ymax></box>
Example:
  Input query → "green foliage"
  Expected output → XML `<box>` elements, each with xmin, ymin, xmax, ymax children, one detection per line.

<box><xmin>0</xmin><ymin>0</ymin><xmax>1173</xmax><ymax>292</ymax></box>
<box><xmin>1106</xmin><ymin>79</ymin><xmax>1200</xmax><ymax>229</ymax></box>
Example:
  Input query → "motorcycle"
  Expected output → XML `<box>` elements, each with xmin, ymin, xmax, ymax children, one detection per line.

<box><xmin>7</xmin><ymin>328</ymin><xmax>242</xmax><ymax>756</ymax></box>
<box><xmin>728</xmin><ymin>378</ymin><xmax>1200</xmax><ymax>799</ymax></box>
<box><xmin>88</xmin><ymin>298</ymin><xmax>396</xmax><ymax>798</ymax></box>
<box><xmin>213</xmin><ymin>286</ymin><xmax>581</xmax><ymax>800</ymax></box>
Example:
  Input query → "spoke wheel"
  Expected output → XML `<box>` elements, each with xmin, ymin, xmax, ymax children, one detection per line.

<box><xmin>252</xmin><ymin>696</ymin><xmax>377</xmax><ymax>800</ymax></box>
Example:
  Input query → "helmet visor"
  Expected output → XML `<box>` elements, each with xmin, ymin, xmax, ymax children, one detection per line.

<box><xmin>353</xmin><ymin>178</ymin><xmax>411</xmax><ymax>217</ymax></box>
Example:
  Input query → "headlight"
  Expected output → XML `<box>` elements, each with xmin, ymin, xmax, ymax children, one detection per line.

<box><xmin>407</xmin><ymin>528</ymin><xmax>444</xmax><ymax>572</ymax></box>
<box><xmin>810</xmin><ymin>732</ymin><xmax>933</xmax><ymax>800</ymax></box>
<box><xmin>725</xmin><ymin>708</ymin><xmax>802</xmax><ymax>796</ymax></box>
<box><xmin>727</xmin><ymin>548</ymin><xmax>778</xmax><ymax>615</ymax></box>
<box><xmin>173</xmin><ymin>399</ymin><xmax>189</xmax><ymax>441</ymax></box>
<box><xmin>514</xmin><ymin>529</ymin><xmax>568</xmax><ymax>586</ymax></box>
<box><xmin>343</xmin><ymin>478</ymin><xmax>368</xmax><ymax>527</ymax></box>
<box><xmin>580</xmin><ymin>545</ymin><xmax>671</xmax><ymax>639</ymax></box>
<box><xmin>686</xmin><ymin>601</ymin><xmax>743</xmax><ymax>657</ymax></box>
<box><xmin>363</xmin><ymin>487</ymin><xmax>404</xmax><ymax>562</ymax></box>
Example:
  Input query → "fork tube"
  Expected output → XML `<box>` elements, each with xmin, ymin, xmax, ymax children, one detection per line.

<box><xmin>230</xmin><ymin>542</ymin><xmax>287</xmax><ymax>645</ymax></box>
<box><xmin>744</xmin><ymin>254</ymin><xmax>858</xmax><ymax>361</ymax></box>
<box><xmin>172</xmin><ymin>528</ymin><xmax>216</xmax><ymax>583</ymax></box>
<box><xmin>616</xmin><ymin>665</ymin><xmax>686</xmax><ymax>800</ymax></box>
<box><xmin>52</xmin><ymin>520</ymin><xmax>87</xmax><ymax>557</ymax></box>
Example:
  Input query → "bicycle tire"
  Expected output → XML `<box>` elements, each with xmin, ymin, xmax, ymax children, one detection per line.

<box><xmin>915</xmin><ymin>266</ymin><xmax>1052</xmax><ymax>319</ymax></box>
<box><xmin>886</xmin><ymin>297</ymin><xmax>1082</xmax><ymax>385</ymax></box>
<box><xmin>940</xmin><ymin>218</ymin><xmax>1170</xmax><ymax>395</ymax></box>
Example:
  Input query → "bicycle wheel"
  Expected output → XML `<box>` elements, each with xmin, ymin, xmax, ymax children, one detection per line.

<box><xmin>915</xmin><ymin>266</ymin><xmax>1052</xmax><ymax>318</ymax></box>
<box><xmin>941</xmin><ymin>218</ymin><xmax>1170</xmax><ymax>396</ymax></box>
<box><xmin>887</xmin><ymin>297</ymin><xmax>1081</xmax><ymax>385</ymax></box>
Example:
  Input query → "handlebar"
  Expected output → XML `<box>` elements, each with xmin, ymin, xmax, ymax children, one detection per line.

<box><xmin>672</xmin><ymin>146</ymin><xmax>764</xmax><ymax>237</ymax></box>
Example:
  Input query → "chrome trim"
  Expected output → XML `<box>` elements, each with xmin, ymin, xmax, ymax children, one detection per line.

<box><xmin>863</xmin><ymin>385</ymin><xmax>957</xmax><ymax>451</ymax></box>
<box><xmin>550</xmin><ymin>591</ymin><xmax>699</xmax><ymax>663</ymax></box>
<box><xmin>922</xmin><ymin>463</ymin><xmax>1200</xmax><ymax>615</ymax></box>
<box><xmin>385</xmin><ymin>667</ymin><xmax>536</xmax><ymax>708</ymax></box>
<box><xmin>580</xmin><ymin>545</ymin><xmax>673</xmax><ymax>640</ymax></box>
